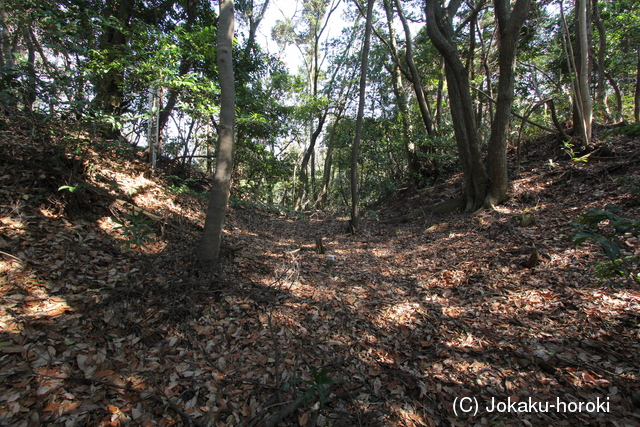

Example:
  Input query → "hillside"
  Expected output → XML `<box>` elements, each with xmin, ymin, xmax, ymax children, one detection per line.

<box><xmin>1</xmin><ymin>114</ymin><xmax>640</xmax><ymax>426</ymax></box>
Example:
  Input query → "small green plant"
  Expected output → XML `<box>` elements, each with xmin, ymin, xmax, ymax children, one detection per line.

<box><xmin>364</xmin><ymin>210</ymin><xmax>379</xmax><ymax>221</ymax></box>
<box><xmin>58</xmin><ymin>183</ymin><xmax>90</xmax><ymax>193</ymax></box>
<box><xmin>112</xmin><ymin>207</ymin><xmax>155</xmax><ymax>251</ymax></box>
<box><xmin>301</xmin><ymin>368</ymin><xmax>335</xmax><ymax>407</ymax></box>
<box><xmin>562</xmin><ymin>140</ymin><xmax>589</xmax><ymax>162</ymax></box>
<box><xmin>567</xmin><ymin>204</ymin><xmax>640</xmax><ymax>286</ymax></box>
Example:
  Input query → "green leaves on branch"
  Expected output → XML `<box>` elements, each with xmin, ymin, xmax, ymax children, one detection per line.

<box><xmin>567</xmin><ymin>204</ymin><xmax>640</xmax><ymax>286</ymax></box>
<box><xmin>112</xmin><ymin>208</ymin><xmax>155</xmax><ymax>251</ymax></box>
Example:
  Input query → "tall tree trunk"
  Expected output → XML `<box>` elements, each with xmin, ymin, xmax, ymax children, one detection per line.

<box><xmin>635</xmin><ymin>49</ymin><xmax>640</xmax><ymax>123</ymax></box>
<box><xmin>574</xmin><ymin>0</ymin><xmax>593</xmax><ymax>145</ymax></box>
<box><xmin>425</xmin><ymin>0</ymin><xmax>488</xmax><ymax>212</ymax></box>
<box><xmin>316</xmin><ymin>112</ymin><xmax>342</xmax><ymax>209</ymax></box>
<box><xmin>393</xmin><ymin>0</ymin><xmax>435</xmax><ymax>136</ymax></box>
<box><xmin>382</xmin><ymin>0</ymin><xmax>420</xmax><ymax>182</ymax></box>
<box><xmin>605</xmin><ymin>71</ymin><xmax>623</xmax><ymax>119</ymax></box>
<box><xmin>591</xmin><ymin>0</ymin><xmax>610</xmax><ymax>122</ymax></box>
<box><xmin>484</xmin><ymin>0</ymin><xmax>531</xmax><ymax>208</ymax></box>
<box><xmin>0</xmin><ymin>5</ymin><xmax>13</xmax><ymax>69</ymax></box>
<box><xmin>294</xmin><ymin>113</ymin><xmax>327</xmax><ymax>210</ymax></box>
<box><xmin>91</xmin><ymin>0</ymin><xmax>132</xmax><ymax>115</ymax></box>
<box><xmin>436</xmin><ymin>56</ymin><xmax>445</xmax><ymax>129</ymax></box>
<box><xmin>23</xmin><ymin>25</ymin><xmax>37</xmax><ymax>110</ymax></box>
<box><xmin>198</xmin><ymin>0</ymin><xmax>235</xmax><ymax>261</ymax></box>
<box><xmin>158</xmin><ymin>0</ymin><xmax>197</xmax><ymax>136</ymax></box>
<box><xmin>350</xmin><ymin>0</ymin><xmax>374</xmax><ymax>229</ymax></box>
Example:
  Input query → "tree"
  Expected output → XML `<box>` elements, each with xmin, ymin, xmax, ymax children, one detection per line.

<box><xmin>484</xmin><ymin>0</ymin><xmax>532</xmax><ymax>207</ymax></box>
<box><xmin>574</xmin><ymin>0</ymin><xmax>593</xmax><ymax>144</ymax></box>
<box><xmin>425</xmin><ymin>0</ymin><xmax>489</xmax><ymax>212</ymax></box>
<box><xmin>350</xmin><ymin>0</ymin><xmax>374</xmax><ymax>229</ymax></box>
<box><xmin>198</xmin><ymin>0</ymin><xmax>235</xmax><ymax>261</ymax></box>
<box><xmin>423</xmin><ymin>0</ymin><xmax>530</xmax><ymax>212</ymax></box>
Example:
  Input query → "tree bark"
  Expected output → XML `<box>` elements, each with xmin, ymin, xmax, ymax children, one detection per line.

<box><xmin>484</xmin><ymin>0</ymin><xmax>532</xmax><ymax>208</ymax></box>
<box><xmin>425</xmin><ymin>0</ymin><xmax>488</xmax><ymax>212</ymax></box>
<box><xmin>635</xmin><ymin>49</ymin><xmax>640</xmax><ymax>123</ymax></box>
<box><xmin>572</xmin><ymin>0</ymin><xmax>593</xmax><ymax>145</ymax></box>
<box><xmin>382</xmin><ymin>0</ymin><xmax>420</xmax><ymax>182</ymax></box>
<box><xmin>591</xmin><ymin>0</ymin><xmax>610</xmax><ymax>122</ymax></box>
<box><xmin>198</xmin><ymin>0</ymin><xmax>235</xmax><ymax>261</ymax></box>
<box><xmin>316</xmin><ymin>112</ymin><xmax>342</xmax><ymax>209</ymax></box>
<box><xmin>91</xmin><ymin>0</ymin><xmax>133</xmax><ymax>115</ymax></box>
<box><xmin>350</xmin><ymin>0</ymin><xmax>374</xmax><ymax>229</ymax></box>
<box><xmin>393</xmin><ymin>0</ymin><xmax>435</xmax><ymax>136</ymax></box>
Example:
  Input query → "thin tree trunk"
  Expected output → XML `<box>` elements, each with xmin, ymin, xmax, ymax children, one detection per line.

<box><xmin>382</xmin><ymin>0</ymin><xmax>419</xmax><ymax>181</ymax></box>
<box><xmin>198</xmin><ymin>0</ymin><xmax>235</xmax><ymax>261</ymax></box>
<box><xmin>393</xmin><ymin>0</ymin><xmax>435</xmax><ymax>136</ymax></box>
<box><xmin>635</xmin><ymin>49</ymin><xmax>640</xmax><ymax>123</ymax></box>
<box><xmin>350</xmin><ymin>0</ymin><xmax>374</xmax><ymax>229</ymax></box>
<box><xmin>316</xmin><ymin>112</ymin><xmax>342</xmax><ymax>209</ymax></box>
<box><xmin>605</xmin><ymin>71</ymin><xmax>623</xmax><ymax>119</ymax></box>
<box><xmin>592</xmin><ymin>0</ymin><xmax>610</xmax><ymax>121</ymax></box>
<box><xmin>436</xmin><ymin>56</ymin><xmax>445</xmax><ymax>128</ymax></box>
<box><xmin>294</xmin><ymin>113</ymin><xmax>327</xmax><ymax>210</ymax></box>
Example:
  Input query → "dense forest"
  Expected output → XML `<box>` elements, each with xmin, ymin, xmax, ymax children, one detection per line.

<box><xmin>1</xmin><ymin>0</ymin><xmax>640</xmax><ymax>425</ymax></box>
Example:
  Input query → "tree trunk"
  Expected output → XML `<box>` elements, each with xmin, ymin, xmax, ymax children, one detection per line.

<box><xmin>382</xmin><ymin>0</ymin><xmax>420</xmax><ymax>182</ymax></box>
<box><xmin>485</xmin><ymin>0</ymin><xmax>531</xmax><ymax>208</ymax></box>
<box><xmin>425</xmin><ymin>0</ymin><xmax>488</xmax><ymax>212</ymax></box>
<box><xmin>294</xmin><ymin>113</ymin><xmax>327</xmax><ymax>210</ymax></box>
<box><xmin>91</xmin><ymin>0</ymin><xmax>132</xmax><ymax>115</ymax></box>
<box><xmin>635</xmin><ymin>49</ymin><xmax>640</xmax><ymax>123</ymax></box>
<box><xmin>198</xmin><ymin>0</ymin><xmax>235</xmax><ymax>261</ymax></box>
<box><xmin>350</xmin><ymin>0</ymin><xmax>374</xmax><ymax>229</ymax></box>
<box><xmin>591</xmin><ymin>0</ymin><xmax>610</xmax><ymax>122</ymax></box>
<box><xmin>23</xmin><ymin>25</ymin><xmax>37</xmax><ymax>110</ymax></box>
<box><xmin>393</xmin><ymin>0</ymin><xmax>435</xmax><ymax>136</ymax></box>
<box><xmin>316</xmin><ymin>112</ymin><xmax>342</xmax><ymax>209</ymax></box>
<box><xmin>0</xmin><ymin>5</ymin><xmax>13</xmax><ymax>69</ymax></box>
<box><xmin>573</xmin><ymin>0</ymin><xmax>593</xmax><ymax>145</ymax></box>
<box><xmin>605</xmin><ymin>71</ymin><xmax>623</xmax><ymax>119</ymax></box>
<box><xmin>436</xmin><ymin>56</ymin><xmax>445</xmax><ymax>129</ymax></box>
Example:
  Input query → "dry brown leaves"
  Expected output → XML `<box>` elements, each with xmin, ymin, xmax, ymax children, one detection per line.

<box><xmin>1</xmin><ymin>122</ymin><xmax>640</xmax><ymax>426</ymax></box>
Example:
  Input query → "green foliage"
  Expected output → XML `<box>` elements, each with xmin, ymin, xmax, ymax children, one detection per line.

<box><xmin>562</xmin><ymin>140</ymin><xmax>589</xmax><ymax>162</ymax></box>
<box><xmin>112</xmin><ymin>208</ymin><xmax>155</xmax><ymax>251</ymax></box>
<box><xmin>58</xmin><ymin>183</ymin><xmax>89</xmax><ymax>193</ymax></box>
<box><xmin>603</xmin><ymin>123</ymin><xmax>640</xmax><ymax>139</ymax></box>
<box><xmin>166</xmin><ymin>176</ymin><xmax>210</xmax><ymax>200</ymax></box>
<box><xmin>567</xmin><ymin>204</ymin><xmax>640</xmax><ymax>286</ymax></box>
<box><xmin>301</xmin><ymin>367</ymin><xmax>335</xmax><ymax>407</ymax></box>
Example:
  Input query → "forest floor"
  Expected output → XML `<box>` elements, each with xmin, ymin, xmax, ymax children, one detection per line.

<box><xmin>1</xmin><ymin>113</ymin><xmax>640</xmax><ymax>427</ymax></box>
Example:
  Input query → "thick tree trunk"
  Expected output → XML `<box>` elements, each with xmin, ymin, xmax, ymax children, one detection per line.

<box><xmin>91</xmin><ymin>0</ymin><xmax>132</xmax><ymax>115</ymax></box>
<box><xmin>425</xmin><ymin>0</ymin><xmax>488</xmax><ymax>212</ymax></box>
<box><xmin>350</xmin><ymin>0</ymin><xmax>374</xmax><ymax>229</ymax></box>
<box><xmin>485</xmin><ymin>0</ymin><xmax>531</xmax><ymax>208</ymax></box>
<box><xmin>198</xmin><ymin>0</ymin><xmax>235</xmax><ymax>261</ymax></box>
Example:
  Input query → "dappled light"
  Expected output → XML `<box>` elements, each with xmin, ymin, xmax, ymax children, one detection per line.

<box><xmin>2</xmin><ymin>0</ymin><xmax>640</xmax><ymax>424</ymax></box>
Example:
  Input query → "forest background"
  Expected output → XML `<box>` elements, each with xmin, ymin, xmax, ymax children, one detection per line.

<box><xmin>2</xmin><ymin>0</ymin><xmax>640</xmax><ymax>425</ymax></box>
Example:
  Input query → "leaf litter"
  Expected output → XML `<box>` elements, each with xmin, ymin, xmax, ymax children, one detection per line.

<box><xmin>1</xmin><ymin>118</ymin><xmax>640</xmax><ymax>426</ymax></box>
